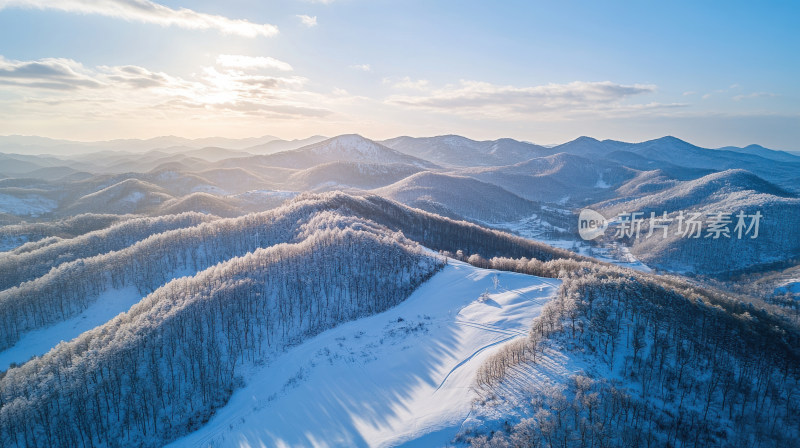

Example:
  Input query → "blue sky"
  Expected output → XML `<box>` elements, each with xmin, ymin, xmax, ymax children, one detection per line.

<box><xmin>0</xmin><ymin>0</ymin><xmax>797</xmax><ymax>149</ymax></box>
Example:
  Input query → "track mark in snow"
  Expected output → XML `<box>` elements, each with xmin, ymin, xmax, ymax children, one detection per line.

<box><xmin>453</xmin><ymin>319</ymin><xmax>526</xmax><ymax>337</ymax></box>
<box><xmin>435</xmin><ymin>333</ymin><xmax>520</xmax><ymax>392</ymax></box>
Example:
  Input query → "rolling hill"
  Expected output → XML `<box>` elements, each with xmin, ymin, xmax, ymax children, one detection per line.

<box><xmin>375</xmin><ymin>171</ymin><xmax>541</xmax><ymax>223</ymax></box>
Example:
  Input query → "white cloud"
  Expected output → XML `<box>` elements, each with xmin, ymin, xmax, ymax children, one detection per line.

<box><xmin>296</xmin><ymin>14</ymin><xmax>317</xmax><ymax>27</ymax></box>
<box><xmin>349</xmin><ymin>64</ymin><xmax>371</xmax><ymax>72</ymax></box>
<box><xmin>386</xmin><ymin>80</ymin><xmax>675</xmax><ymax>120</ymax></box>
<box><xmin>384</xmin><ymin>76</ymin><xmax>430</xmax><ymax>91</ymax></box>
<box><xmin>0</xmin><ymin>0</ymin><xmax>279</xmax><ymax>38</ymax></box>
<box><xmin>216</xmin><ymin>54</ymin><xmax>293</xmax><ymax>71</ymax></box>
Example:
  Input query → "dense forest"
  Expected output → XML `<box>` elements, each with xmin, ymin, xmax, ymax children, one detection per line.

<box><xmin>0</xmin><ymin>214</ymin><xmax>442</xmax><ymax>447</ymax></box>
<box><xmin>451</xmin><ymin>255</ymin><xmax>800</xmax><ymax>447</ymax></box>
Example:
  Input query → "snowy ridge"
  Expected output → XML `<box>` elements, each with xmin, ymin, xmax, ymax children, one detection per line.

<box><xmin>381</xmin><ymin>135</ymin><xmax>551</xmax><ymax>167</ymax></box>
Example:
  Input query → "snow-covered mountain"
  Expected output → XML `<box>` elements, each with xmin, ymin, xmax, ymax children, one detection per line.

<box><xmin>595</xmin><ymin>168</ymin><xmax>795</xmax><ymax>216</ymax></box>
<box><xmin>716</xmin><ymin>143</ymin><xmax>800</xmax><ymax>163</ymax></box>
<box><xmin>234</xmin><ymin>134</ymin><xmax>439</xmax><ymax>170</ymax></box>
<box><xmin>554</xmin><ymin>136</ymin><xmax>800</xmax><ymax>193</ymax></box>
<box><xmin>1</xmin><ymin>134</ymin><xmax>799</xmax><ymax>447</ymax></box>
<box><xmin>381</xmin><ymin>135</ymin><xmax>552</xmax><ymax>167</ymax></box>
<box><xmin>66</xmin><ymin>178</ymin><xmax>174</xmax><ymax>215</ymax></box>
<box><xmin>459</xmin><ymin>152</ymin><xmax>637</xmax><ymax>204</ymax></box>
<box><xmin>592</xmin><ymin>169</ymin><xmax>800</xmax><ymax>275</ymax></box>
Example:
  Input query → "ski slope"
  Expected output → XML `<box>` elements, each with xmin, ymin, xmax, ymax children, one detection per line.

<box><xmin>169</xmin><ymin>259</ymin><xmax>560</xmax><ymax>448</ymax></box>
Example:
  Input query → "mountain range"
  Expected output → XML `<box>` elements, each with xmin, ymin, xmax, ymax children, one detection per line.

<box><xmin>1</xmin><ymin>132</ymin><xmax>799</xmax><ymax>446</ymax></box>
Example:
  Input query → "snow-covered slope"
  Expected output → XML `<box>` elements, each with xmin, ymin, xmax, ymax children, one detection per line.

<box><xmin>0</xmin><ymin>286</ymin><xmax>141</xmax><ymax>370</ymax></box>
<box><xmin>374</xmin><ymin>171</ymin><xmax>540</xmax><ymax>223</ymax></box>
<box><xmin>169</xmin><ymin>259</ymin><xmax>559</xmax><ymax>448</ymax></box>
<box><xmin>459</xmin><ymin>153</ymin><xmax>636</xmax><ymax>204</ymax></box>
<box><xmin>381</xmin><ymin>135</ymin><xmax>552</xmax><ymax>167</ymax></box>
<box><xmin>288</xmin><ymin>161</ymin><xmax>423</xmax><ymax>191</ymax></box>
<box><xmin>66</xmin><ymin>178</ymin><xmax>174</xmax><ymax>215</ymax></box>
<box><xmin>591</xmin><ymin>169</ymin><xmax>800</xmax><ymax>275</ymax></box>
<box><xmin>0</xmin><ymin>192</ymin><xmax>57</xmax><ymax>217</ymax></box>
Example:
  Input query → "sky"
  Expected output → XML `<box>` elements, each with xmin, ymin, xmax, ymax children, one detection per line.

<box><xmin>0</xmin><ymin>0</ymin><xmax>797</xmax><ymax>149</ymax></box>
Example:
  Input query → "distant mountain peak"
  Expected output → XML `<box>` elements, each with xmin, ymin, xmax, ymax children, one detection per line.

<box><xmin>308</xmin><ymin>134</ymin><xmax>387</xmax><ymax>157</ymax></box>
<box><xmin>644</xmin><ymin>135</ymin><xmax>694</xmax><ymax>147</ymax></box>
<box><xmin>558</xmin><ymin>136</ymin><xmax>601</xmax><ymax>147</ymax></box>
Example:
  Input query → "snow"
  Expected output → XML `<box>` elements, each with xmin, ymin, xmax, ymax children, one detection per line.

<box><xmin>0</xmin><ymin>286</ymin><xmax>141</xmax><ymax>371</ymax></box>
<box><xmin>775</xmin><ymin>279</ymin><xmax>800</xmax><ymax>296</ymax></box>
<box><xmin>192</xmin><ymin>185</ymin><xmax>228</xmax><ymax>195</ymax></box>
<box><xmin>236</xmin><ymin>190</ymin><xmax>297</xmax><ymax>200</ymax></box>
<box><xmin>594</xmin><ymin>173</ymin><xmax>611</xmax><ymax>188</ymax></box>
<box><xmin>0</xmin><ymin>235</ymin><xmax>28</xmax><ymax>252</ymax></box>
<box><xmin>311</xmin><ymin>135</ymin><xmax>384</xmax><ymax>159</ymax></box>
<box><xmin>168</xmin><ymin>259</ymin><xmax>560</xmax><ymax>448</ymax></box>
<box><xmin>0</xmin><ymin>193</ymin><xmax>57</xmax><ymax>216</ymax></box>
<box><xmin>122</xmin><ymin>191</ymin><xmax>145</xmax><ymax>203</ymax></box>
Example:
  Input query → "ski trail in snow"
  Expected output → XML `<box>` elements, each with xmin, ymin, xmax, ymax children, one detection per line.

<box><xmin>453</xmin><ymin>319</ymin><xmax>527</xmax><ymax>337</ymax></box>
<box><xmin>434</xmin><ymin>333</ymin><xmax>520</xmax><ymax>392</ymax></box>
<box><xmin>438</xmin><ymin>283</ymin><xmax>552</xmax><ymax>392</ymax></box>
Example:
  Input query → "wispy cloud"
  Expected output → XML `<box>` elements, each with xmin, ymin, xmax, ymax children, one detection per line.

<box><xmin>296</xmin><ymin>14</ymin><xmax>317</xmax><ymax>27</ymax></box>
<box><xmin>386</xmin><ymin>80</ymin><xmax>673</xmax><ymax>119</ymax></box>
<box><xmin>0</xmin><ymin>56</ymin><xmax>103</xmax><ymax>90</ymax></box>
<box><xmin>733</xmin><ymin>92</ymin><xmax>777</xmax><ymax>101</ymax></box>
<box><xmin>216</xmin><ymin>54</ymin><xmax>293</xmax><ymax>71</ymax></box>
<box><xmin>349</xmin><ymin>64</ymin><xmax>371</xmax><ymax>72</ymax></box>
<box><xmin>0</xmin><ymin>55</ymin><xmax>338</xmax><ymax>122</ymax></box>
<box><xmin>383</xmin><ymin>76</ymin><xmax>430</xmax><ymax>91</ymax></box>
<box><xmin>99</xmin><ymin>64</ymin><xmax>186</xmax><ymax>89</ymax></box>
<box><xmin>0</xmin><ymin>0</ymin><xmax>279</xmax><ymax>38</ymax></box>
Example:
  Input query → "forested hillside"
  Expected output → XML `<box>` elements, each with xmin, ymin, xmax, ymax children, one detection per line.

<box><xmin>0</xmin><ymin>211</ymin><xmax>443</xmax><ymax>447</ymax></box>
<box><xmin>453</xmin><ymin>255</ymin><xmax>800</xmax><ymax>447</ymax></box>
